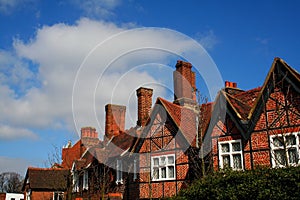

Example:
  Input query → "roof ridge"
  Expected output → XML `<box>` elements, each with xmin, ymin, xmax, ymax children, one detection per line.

<box><xmin>221</xmin><ymin>90</ymin><xmax>242</xmax><ymax>119</ymax></box>
<box><xmin>247</xmin><ymin>57</ymin><xmax>300</xmax><ymax>119</ymax></box>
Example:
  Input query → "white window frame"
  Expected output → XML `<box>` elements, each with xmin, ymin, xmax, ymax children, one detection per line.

<box><xmin>72</xmin><ymin>172</ymin><xmax>79</xmax><ymax>192</ymax></box>
<box><xmin>133</xmin><ymin>158</ymin><xmax>137</xmax><ymax>181</ymax></box>
<box><xmin>218</xmin><ymin>139</ymin><xmax>244</xmax><ymax>170</ymax></box>
<box><xmin>53</xmin><ymin>191</ymin><xmax>64</xmax><ymax>200</ymax></box>
<box><xmin>270</xmin><ymin>132</ymin><xmax>300</xmax><ymax>167</ymax></box>
<box><xmin>26</xmin><ymin>189</ymin><xmax>31</xmax><ymax>200</ymax></box>
<box><xmin>83</xmin><ymin>170</ymin><xmax>89</xmax><ymax>190</ymax></box>
<box><xmin>116</xmin><ymin>159</ymin><xmax>123</xmax><ymax>184</ymax></box>
<box><xmin>151</xmin><ymin>154</ymin><xmax>175</xmax><ymax>181</ymax></box>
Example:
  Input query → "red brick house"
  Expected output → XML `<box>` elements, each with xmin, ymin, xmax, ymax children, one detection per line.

<box><xmin>23</xmin><ymin>57</ymin><xmax>300</xmax><ymax>200</ymax></box>
<box><xmin>70</xmin><ymin>105</ymin><xmax>138</xmax><ymax>200</ymax></box>
<box><xmin>66</xmin><ymin>57</ymin><xmax>300</xmax><ymax>199</ymax></box>
<box><xmin>22</xmin><ymin>167</ymin><xmax>70</xmax><ymax>200</ymax></box>
<box><xmin>131</xmin><ymin>61</ymin><xmax>202</xmax><ymax>199</ymax></box>
<box><xmin>209</xmin><ymin>57</ymin><xmax>300</xmax><ymax>171</ymax></box>
<box><xmin>62</xmin><ymin>127</ymin><xmax>100</xmax><ymax>169</ymax></box>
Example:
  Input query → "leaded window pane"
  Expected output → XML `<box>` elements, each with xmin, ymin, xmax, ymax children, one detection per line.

<box><xmin>274</xmin><ymin>149</ymin><xmax>286</xmax><ymax>165</ymax></box>
<box><xmin>288</xmin><ymin>148</ymin><xmax>298</xmax><ymax>164</ymax></box>
<box><xmin>153</xmin><ymin>168</ymin><xmax>159</xmax><ymax>179</ymax></box>
<box><xmin>168</xmin><ymin>166</ymin><xmax>175</xmax><ymax>178</ymax></box>
<box><xmin>160</xmin><ymin>157</ymin><xmax>166</xmax><ymax>165</ymax></box>
<box><xmin>232</xmin><ymin>142</ymin><xmax>241</xmax><ymax>151</ymax></box>
<box><xmin>153</xmin><ymin>158</ymin><xmax>159</xmax><ymax>166</ymax></box>
<box><xmin>222</xmin><ymin>155</ymin><xmax>230</xmax><ymax>167</ymax></box>
<box><xmin>233</xmin><ymin>154</ymin><xmax>242</xmax><ymax>169</ymax></box>
<box><xmin>286</xmin><ymin>135</ymin><xmax>296</xmax><ymax>146</ymax></box>
<box><xmin>161</xmin><ymin>167</ymin><xmax>166</xmax><ymax>178</ymax></box>
<box><xmin>221</xmin><ymin>144</ymin><xmax>230</xmax><ymax>153</ymax></box>
<box><xmin>168</xmin><ymin>156</ymin><xmax>174</xmax><ymax>164</ymax></box>
<box><xmin>273</xmin><ymin>137</ymin><xmax>284</xmax><ymax>147</ymax></box>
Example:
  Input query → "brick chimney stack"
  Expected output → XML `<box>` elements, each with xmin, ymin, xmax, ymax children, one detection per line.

<box><xmin>105</xmin><ymin>104</ymin><xmax>126</xmax><ymax>140</ymax></box>
<box><xmin>136</xmin><ymin>87</ymin><xmax>153</xmax><ymax>127</ymax></box>
<box><xmin>173</xmin><ymin>60</ymin><xmax>197</xmax><ymax>106</ymax></box>
<box><xmin>225</xmin><ymin>81</ymin><xmax>237</xmax><ymax>88</ymax></box>
<box><xmin>81</xmin><ymin>127</ymin><xmax>98</xmax><ymax>138</ymax></box>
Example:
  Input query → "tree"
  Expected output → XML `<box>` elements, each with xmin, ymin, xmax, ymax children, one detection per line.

<box><xmin>44</xmin><ymin>144</ymin><xmax>62</xmax><ymax>168</ymax></box>
<box><xmin>0</xmin><ymin>172</ymin><xmax>23</xmax><ymax>193</ymax></box>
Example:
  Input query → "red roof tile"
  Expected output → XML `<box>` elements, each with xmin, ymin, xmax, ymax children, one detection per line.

<box><xmin>158</xmin><ymin>97</ymin><xmax>198</xmax><ymax>147</ymax></box>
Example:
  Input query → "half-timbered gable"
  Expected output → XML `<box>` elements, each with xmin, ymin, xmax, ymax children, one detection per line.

<box><xmin>210</xmin><ymin>57</ymin><xmax>300</xmax><ymax>171</ymax></box>
<box><xmin>135</xmin><ymin>96</ymin><xmax>198</xmax><ymax>199</ymax></box>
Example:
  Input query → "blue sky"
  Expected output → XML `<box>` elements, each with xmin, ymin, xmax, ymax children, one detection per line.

<box><xmin>0</xmin><ymin>0</ymin><xmax>300</xmax><ymax>175</ymax></box>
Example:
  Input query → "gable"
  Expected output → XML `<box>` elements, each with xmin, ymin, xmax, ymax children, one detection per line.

<box><xmin>135</xmin><ymin>97</ymin><xmax>199</xmax><ymax>155</ymax></box>
<box><xmin>139</xmin><ymin>104</ymin><xmax>178</xmax><ymax>153</ymax></box>
<box><xmin>247</xmin><ymin>58</ymin><xmax>300</xmax><ymax>135</ymax></box>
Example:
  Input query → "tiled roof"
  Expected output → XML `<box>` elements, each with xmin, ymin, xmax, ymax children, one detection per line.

<box><xmin>225</xmin><ymin>87</ymin><xmax>261</xmax><ymax>119</ymax></box>
<box><xmin>223</xmin><ymin>57</ymin><xmax>300</xmax><ymax>122</ymax></box>
<box><xmin>158</xmin><ymin>97</ymin><xmax>198</xmax><ymax>147</ymax></box>
<box><xmin>199</xmin><ymin>102</ymin><xmax>213</xmax><ymax>134</ymax></box>
<box><xmin>24</xmin><ymin>167</ymin><xmax>69</xmax><ymax>191</ymax></box>
<box><xmin>80</xmin><ymin>128</ymin><xmax>137</xmax><ymax>166</ymax></box>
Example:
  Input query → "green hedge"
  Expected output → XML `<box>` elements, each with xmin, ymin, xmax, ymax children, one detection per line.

<box><xmin>170</xmin><ymin>167</ymin><xmax>300</xmax><ymax>200</ymax></box>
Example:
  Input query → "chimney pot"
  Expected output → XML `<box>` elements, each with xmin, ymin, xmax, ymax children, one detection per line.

<box><xmin>225</xmin><ymin>81</ymin><xmax>237</xmax><ymax>88</ymax></box>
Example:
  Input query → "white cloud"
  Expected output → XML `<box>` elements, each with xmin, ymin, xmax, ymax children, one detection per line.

<box><xmin>72</xmin><ymin>0</ymin><xmax>121</xmax><ymax>18</ymax></box>
<box><xmin>1</xmin><ymin>18</ymin><xmax>206</xmax><ymax>140</ymax></box>
<box><xmin>195</xmin><ymin>30</ymin><xmax>218</xmax><ymax>50</ymax></box>
<box><xmin>0</xmin><ymin>0</ymin><xmax>36</xmax><ymax>15</ymax></box>
<box><xmin>0</xmin><ymin>124</ymin><xmax>37</xmax><ymax>140</ymax></box>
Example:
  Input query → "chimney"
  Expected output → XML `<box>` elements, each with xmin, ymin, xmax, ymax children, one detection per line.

<box><xmin>173</xmin><ymin>60</ymin><xmax>197</xmax><ymax>106</ymax></box>
<box><xmin>136</xmin><ymin>87</ymin><xmax>153</xmax><ymax>127</ymax></box>
<box><xmin>225</xmin><ymin>81</ymin><xmax>237</xmax><ymax>88</ymax></box>
<box><xmin>81</xmin><ymin>127</ymin><xmax>98</xmax><ymax>138</ymax></box>
<box><xmin>105</xmin><ymin>104</ymin><xmax>126</xmax><ymax>140</ymax></box>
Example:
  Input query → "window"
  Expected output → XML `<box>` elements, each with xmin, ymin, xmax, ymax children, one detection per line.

<box><xmin>116</xmin><ymin>160</ymin><xmax>123</xmax><ymax>184</ymax></box>
<box><xmin>133</xmin><ymin>158</ymin><xmax>138</xmax><ymax>180</ymax></box>
<box><xmin>219</xmin><ymin>140</ymin><xmax>243</xmax><ymax>170</ymax></box>
<box><xmin>270</xmin><ymin>132</ymin><xmax>300</xmax><ymax>167</ymax></box>
<box><xmin>26</xmin><ymin>189</ymin><xmax>31</xmax><ymax>200</ymax></box>
<box><xmin>53</xmin><ymin>192</ymin><xmax>64</xmax><ymax>200</ymax></box>
<box><xmin>72</xmin><ymin>172</ymin><xmax>79</xmax><ymax>192</ymax></box>
<box><xmin>151</xmin><ymin>154</ymin><xmax>175</xmax><ymax>181</ymax></box>
<box><xmin>83</xmin><ymin>170</ymin><xmax>88</xmax><ymax>190</ymax></box>
<box><xmin>11</xmin><ymin>198</ymin><xmax>15</xmax><ymax>200</ymax></box>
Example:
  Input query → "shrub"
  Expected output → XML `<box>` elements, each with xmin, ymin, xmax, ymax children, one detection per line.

<box><xmin>169</xmin><ymin>167</ymin><xmax>300</xmax><ymax>200</ymax></box>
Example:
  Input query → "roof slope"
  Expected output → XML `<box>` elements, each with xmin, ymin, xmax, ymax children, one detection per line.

<box><xmin>24</xmin><ymin>167</ymin><xmax>69</xmax><ymax>191</ymax></box>
<box><xmin>158</xmin><ymin>97</ymin><xmax>198</xmax><ymax>146</ymax></box>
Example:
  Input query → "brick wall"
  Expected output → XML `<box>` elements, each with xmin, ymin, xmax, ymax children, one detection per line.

<box><xmin>213</xmin><ymin>85</ymin><xmax>300</xmax><ymax>170</ymax></box>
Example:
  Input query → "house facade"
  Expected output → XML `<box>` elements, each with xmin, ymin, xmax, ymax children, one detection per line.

<box><xmin>23</xmin><ymin>57</ymin><xmax>300</xmax><ymax>199</ymax></box>
<box><xmin>210</xmin><ymin>58</ymin><xmax>300</xmax><ymax>171</ymax></box>
<box><xmin>22</xmin><ymin>167</ymin><xmax>70</xmax><ymax>200</ymax></box>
